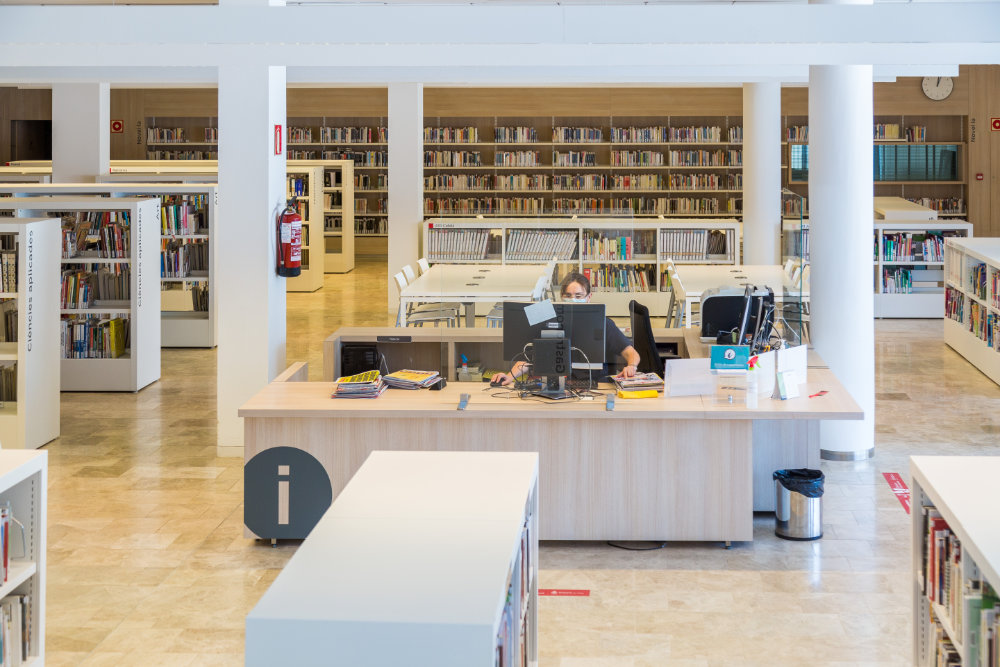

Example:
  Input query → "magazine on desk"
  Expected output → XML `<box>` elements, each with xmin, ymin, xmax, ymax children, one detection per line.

<box><xmin>382</xmin><ymin>369</ymin><xmax>441</xmax><ymax>389</ymax></box>
<box><xmin>611</xmin><ymin>372</ymin><xmax>664</xmax><ymax>392</ymax></box>
<box><xmin>332</xmin><ymin>370</ymin><xmax>387</xmax><ymax>399</ymax></box>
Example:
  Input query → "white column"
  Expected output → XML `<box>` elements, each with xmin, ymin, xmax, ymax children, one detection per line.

<box><xmin>216</xmin><ymin>65</ymin><xmax>287</xmax><ymax>456</ymax></box>
<box><xmin>387</xmin><ymin>83</ymin><xmax>424</xmax><ymax>314</ymax></box>
<box><xmin>809</xmin><ymin>65</ymin><xmax>875</xmax><ymax>460</ymax></box>
<box><xmin>51</xmin><ymin>83</ymin><xmax>109</xmax><ymax>182</ymax></box>
<box><xmin>741</xmin><ymin>82</ymin><xmax>781</xmax><ymax>265</ymax></box>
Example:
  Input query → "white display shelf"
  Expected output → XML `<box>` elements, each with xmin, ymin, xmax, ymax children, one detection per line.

<box><xmin>246</xmin><ymin>451</ymin><xmax>538</xmax><ymax>667</ymax></box>
<box><xmin>0</xmin><ymin>450</ymin><xmax>48</xmax><ymax>665</ymax></box>
<box><xmin>423</xmin><ymin>217</ymin><xmax>740</xmax><ymax>316</ymax></box>
<box><xmin>942</xmin><ymin>237</ymin><xmax>1000</xmax><ymax>386</ymax></box>
<box><xmin>0</xmin><ymin>196</ymin><xmax>161</xmax><ymax>392</ymax></box>
<box><xmin>0</xmin><ymin>219</ymin><xmax>60</xmax><ymax>449</ymax></box>
<box><xmin>911</xmin><ymin>456</ymin><xmax>1000</xmax><ymax>667</ymax></box>
<box><xmin>285</xmin><ymin>165</ymin><xmax>325</xmax><ymax>292</ymax></box>
<box><xmin>0</xmin><ymin>183</ymin><xmax>219</xmax><ymax>348</ymax></box>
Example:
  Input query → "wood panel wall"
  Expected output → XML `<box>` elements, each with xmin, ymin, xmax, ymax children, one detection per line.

<box><xmin>0</xmin><ymin>87</ymin><xmax>52</xmax><ymax>164</ymax></box>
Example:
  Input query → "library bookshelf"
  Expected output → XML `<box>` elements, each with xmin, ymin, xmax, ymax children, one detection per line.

<box><xmin>911</xmin><ymin>456</ymin><xmax>1000</xmax><ymax>667</ymax></box>
<box><xmin>422</xmin><ymin>117</ymin><xmax>744</xmax><ymax>219</ymax></box>
<box><xmin>285</xmin><ymin>165</ymin><xmax>325</xmax><ymax>292</ymax></box>
<box><xmin>284</xmin><ymin>119</ymin><xmax>388</xmax><ymax>255</ymax></box>
<box><xmin>783</xmin><ymin>114</ymin><xmax>968</xmax><ymax>220</ymax></box>
<box><xmin>0</xmin><ymin>196</ymin><xmax>160</xmax><ymax>392</ymax></box>
<box><xmin>0</xmin><ymin>184</ymin><xmax>218</xmax><ymax>348</ymax></box>
<box><xmin>246</xmin><ymin>451</ymin><xmax>538</xmax><ymax>667</ymax></box>
<box><xmin>145</xmin><ymin>117</ymin><xmax>218</xmax><ymax>160</ymax></box>
<box><xmin>423</xmin><ymin>217</ymin><xmax>740</xmax><ymax>316</ymax></box>
<box><xmin>0</xmin><ymin>450</ymin><xmax>47</xmax><ymax>666</ymax></box>
<box><xmin>285</xmin><ymin>159</ymin><xmax>355</xmax><ymax>273</ymax></box>
<box><xmin>0</xmin><ymin>219</ymin><xmax>60</xmax><ymax>450</ymax></box>
<box><xmin>943</xmin><ymin>237</ymin><xmax>1000</xmax><ymax>386</ymax></box>
<box><xmin>875</xmin><ymin>221</ymin><xmax>972</xmax><ymax>318</ymax></box>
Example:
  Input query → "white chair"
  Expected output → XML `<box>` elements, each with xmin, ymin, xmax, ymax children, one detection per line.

<box><xmin>531</xmin><ymin>275</ymin><xmax>548</xmax><ymax>302</ymax></box>
<box><xmin>486</xmin><ymin>305</ymin><xmax>504</xmax><ymax>328</ymax></box>
<box><xmin>417</xmin><ymin>257</ymin><xmax>431</xmax><ymax>275</ymax></box>
<box><xmin>402</xmin><ymin>264</ymin><xmax>462</xmax><ymax>316</ymax></box>
<box><xmin>393</xmin><ymin>272</ymin><xmax>458</xmax><ymax>327</ymax></box>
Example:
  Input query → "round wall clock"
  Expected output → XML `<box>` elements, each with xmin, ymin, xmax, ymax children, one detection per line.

<box><xmin>921</xmin><ymin>77</ymin><xmax>954</xmax><ymax>101</ymax></box>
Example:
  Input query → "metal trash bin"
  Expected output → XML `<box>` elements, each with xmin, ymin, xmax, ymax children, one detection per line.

<box><xmin>773</xmin><ymin>469</ymin><xmax>824</xmax><ymax>541</ymax></box>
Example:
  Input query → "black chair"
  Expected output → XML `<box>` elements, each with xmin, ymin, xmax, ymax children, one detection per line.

<box><xmin>629</xmin><ymin>299</ymin><xmax>678</xmax><ymax>377</ymax></box>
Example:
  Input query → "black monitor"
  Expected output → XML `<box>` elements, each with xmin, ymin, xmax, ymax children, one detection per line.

<box><xmin>502</xmin><ymin>302</ymin><xmax>606</xmax><ymax>371</ymax></box>
<box><xmin>701</xmin><ymin>286</ymin><xmax>775</xmax><ymax>344</ymax></box>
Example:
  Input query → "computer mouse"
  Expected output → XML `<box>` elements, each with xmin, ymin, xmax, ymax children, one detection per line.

<box><xmin>490</xmin><ymin>379</ymin><xmax>507</xmax><ymax>388</ymax></box>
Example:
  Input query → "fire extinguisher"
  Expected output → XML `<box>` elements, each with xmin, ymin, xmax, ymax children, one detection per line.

<box><xmin>276</xmin><ymin>200</ymin><xmax>302</xmax><ymax>277</ymax></box>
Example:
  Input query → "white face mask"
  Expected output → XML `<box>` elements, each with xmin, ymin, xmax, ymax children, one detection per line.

<box><xmin>563</xmin><ymin>296</ymin><xmax>588</xmax><ymax>303</ymax></box>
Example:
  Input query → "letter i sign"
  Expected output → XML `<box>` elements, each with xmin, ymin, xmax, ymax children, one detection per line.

<box><xmin>992</xmin><ymin>118</ymin><xmax>1000</xmax><ymax>131</ymax></box>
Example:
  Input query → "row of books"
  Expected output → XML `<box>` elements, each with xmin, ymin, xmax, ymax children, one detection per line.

<box><xmin>60</xmin><ymin>211</ymin><xmax>131</xmax><ymax>259</ymax></box>
<box><xmin>424</xmin><ymin>198</ymin><xmax>545</xmax><ymax>215</ymax></box>
<box><xmin>355</xmin><ymin>218</ymin><xmax>387</xmax><ymax>235</ymax></box>
<box><xmin>160</xmin><ymin>194</ymin><xmax>208</xmax><ymax>236</ymax></box>
<box><xmin>204</xmin><ymin>127</ymin><xmax>218</xmax><ymax>143</ymax></box>
<box><xmin>323</xmin><ymin>192</ymin><xmax>342</xmax><ymax>210</ymax></box>
<box><xmin>583</xmin><ymin>265</ymin><xmax>655</xmax><ymax>293</ymax></box>
<box><xmin>968</xmin><ymin>302</ymin><xmax>996</xmax><ymax>347</ymax></box>
<box><xmin>146</xmin><ymin>127</ymin><xmax>188</xmax><ymax>143</ymax></box>
<box><xmin>610</xmin><ymin>150</ymin><xmax>664</xmax><ymax>167</ymax></box>
<box><xmin>506</xmin><ymin>230</ymin><xmax>576</xmax><ymax>262</ymax></box>
<box><xmin>782</xmin><ymin>197</ymin><xmax>807</xmax><ymax>217</ymax></box>
<box><xmin>0</xmin><ymin>594</ymin><xmax>31</xmax><ymax>666</ymax></box>
<box><xmin>905</xmin><ymin>197</ymin><xmax>965</xmax><ymax>214</ymax></box>
<box><xmin>927</xmin><ymin>617</ymin><xmax>960</xmax><ymax>667</ymax></box>
<box><xmin>161</xmin><ymin>240</ymin><xmax>208</xmax><ymax>279</ymax></box>
<box><xmin>553</xmin><ymin>126</ymin><xmax>602</xmax><ymax>143</ymax></box>
<box><xmin>945</xmin><ymin>287</ymin><xmax>964</xmax><ymax>322</ymax></box>
<box><xmin>319</xmin><ymin>126</ymin><xmax>387</xmax><ymax>143</ymax></box>
<box><xmin>354</xmin><ymin>173</ymin><xmax>387</xmax><ymax>190</ymax></box>
<box><xmin>921</xmin><ymin>505</ymin><xmax>1000</xmax><ymax>667</ymax></box>
<box><xmin>425</xmin><ymin>126</ymin><xmax>478</xmax><ymax>143</ymax></box>
<box><xmin>0</xmin><ymin>252</ymin><xmax>14</xmax><ymax>293</ymax></box>
<box><xmin>286</xmin><ymin>127</ymin><xmax>313</xmax><ymax>143</ymax></box>
<box><xmin>495</xmin><ymin>127</ymin><xmax>537</xmax><ymax>143</ymax></box>
<box><xmin>874</xmin><ymin>123</ymin><xmax>903</xmax><ymax>140</ymax></box>
<box><xmin>609</xmin><ymin>196</ymin><xmax>741</xmax><ymax>215</ymax></box>
<box><xmin>287</xmin><ymin>176</ymin><xmax>310</xmax><ymax>197</ymax></box>
<box><xmin>60</xmin><ymin>315</ymin><xmax>128</xmax><ymax>359</ymax></box>
<box><xmin>993</xmin><ymin>269</ymin><xmax>1000</xmax><ymax>310</ymax></box>
<box><xmin>424</xmin><ymin>151</ymin><xmax>483</xmax><ymax>167</ymax></box>
<box><xmin>0</xmin><ymin>301</ymin><xmax>16</xmax><ymax>344</ymax></box>
<box><xmin>786</xmin><ymin>126</ymin><xmax>808</xmax><ymax>142</ymax></box>
<box><xmin>426</xmin><ymin>229</ymin><xmax>494</xmax><ymax>261</ymax></box>
<box><xmin>881</xmin><ymin>233</ymin><xmax>950</xmax><ymax>263</ymax></box>
<box><xmin>882</xmin><ymin>268</ymin><xmax>921</xmax><ymax>294</ymax></box>
<box><xmin>494</xmin><ymin>152</ymin><xmax>542</xmax><ymax>167</ymax></box>
<box><xmin>554</xmin><ymin>151</ymin><xmax>598</xmax><ymax>167</ymax></box>
<box><xmin>146</xmin><ymin>150</ymin><xmax>218</xmax><ymax>160</ymax></box>
<box><xmin>580</xmin><ymin>232</ymin><xmax>655</xmax><ymax>261</ymax></box>
<box><xmin>0</xmin><ymin>364</ymin><xmax>14</xmax><ymax>403</ymax></box>
<box><xmin>354</xmin><ymin>199</ymin><xmax>386</xmax><ymax>214</ymax></box>
<box><xmin>495</xmin><ymin>517</ymin><xmax>531</xmax><ymax>667</ymax></box>
<box><xmin>60</xmin><ymin>268</ymin><xmax>129</xmax><ymax>309</ymax></box>
<box><xmin>660</xmin><ymin>229</ymin><xmax>731</xmax><ymax>260</ymax></box>
<box><xmin>311</xmin><ymin>149</ymin><xmax>387</xmax><ymax>166</ymax></box>
<box><xmin>971</xmin><ymin>262</ymin><xmax>988</xmax><ymax>300</ymax></box>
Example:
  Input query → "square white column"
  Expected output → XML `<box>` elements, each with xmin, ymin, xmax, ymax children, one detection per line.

<box><xmin>51</xmin><ymin>82</ymin><xmax>110</xmax><ymax>183</ymax></box>
<box><xmin>742</xmin><ymin>82</ymin><xmax>782</xmax><ymax>265</ymax></box>
<box><xmin>216</xmin><ymin>65</ymin><xmax>287</xmax><ymax>456</ymax></box>
<box><xmin>387</xmin><ymin>83</ymin><xmax>424</xmax><ymax>314</ymax></box>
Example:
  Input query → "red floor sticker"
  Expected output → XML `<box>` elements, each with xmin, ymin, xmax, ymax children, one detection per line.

<box><xmin>883</xmin><ymin>472</ymin><xmax>910</xmax><ymax>514</ymax></box>
<box><xmin>538</xmin><ymin>589</ymin><xmax>590</xmax><ymax>597</ymax></box>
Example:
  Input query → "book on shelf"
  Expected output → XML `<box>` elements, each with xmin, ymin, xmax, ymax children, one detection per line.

<box><xmin>146</xmin><ymin>150</ymin><xmax>217</xmax><ymax>160</ymax></box>
<box><xmin>494</xmin><ymin>151</ymin><xmax>541</xmax><ymax>168</ymax></box>
<box><xmin>0</xmin><ymin>594</ymin><xmax>32</xmax><ymax>666</ymax></box>
<box><xmin>0</xmin><ymin>250</ymin><xmax>15</xmax><ymax>293</ymax></box>
<box><xmin>0</xmin><ymin>364</ymin><xmax>14</xmax><ymax>403</ymax></box>
<box><xmin>659</xmin><ymin>228</ymin><xmax>729</xmax><ymax>261</ymax></box>
<box><xmin>581</xmin><ymin>231</ymin><xmax>654</xmax><ymax>261</ymax></box>
<box><xmin>424</xmin><ymin>151</ymin><xmax>483</xmax><ymax>167</ymax></box>
<box><xmin>553</xmin><ymin>151</ymin><xmax>597</xmax><ymax>167</ymax></box>
<box><xmin>381</xmin><ymin>369</ymin><xmax>441</xmax><ymax>389</ymax></box>
<box><xmin>146</xmin><ymin>127</ymin><xmax>186</xmax><ymax>143</ymax></box>
<box><xmin>320</xmin><ymin>126</ymin><xmax>386</xmax><ymax>143</ymax></box>
<box><xmin>0</xmin><ymin>300</ymin><xmax>16</xmax><ymax>343</ymax></box>
<box><xmin>160</xmin><ymin>194</ymin><xmax>208</xmax><ymax>236</ymax></box>
<box><xmin>582</xmin><ymin>265</ymin><xmax>654</xmax><ymax>293</ymax></box>
<box><xmin>204</xmin><ymin>127</ymin><xmax>218</xmax><ymax>143</ymax></box>
<box><xmin>611</xmin><ymin>150</ymin><xmax>664</xmax><ymax>167</ymax></box>
<box><xmin>424</xmin><ymin>126</ymin><xmax>479</xmax><ymax>143</ymax></box>
<box><xmin>287</xmin><ymin>127</ymin><xmax>313</xmax><ymax>143</ymax></box>
<box><xmin>495</xmin><ymin>126</ymin><xmax>537</xmax><ymax>143</ymax></box>
<box><xmin>58</xmin><ymin>211</ymin><xmax>131</xmax><ymax>259</ymax></box>
<box><xmin>427</xmin><ymin>228</ymin><xmax>493</xmax><ymax>261</ymax></box>
<box><xmin>874</xmin><ymin>123</ymin><xmax>902</xmax><ymax>140</ymax></box>
<box><xmin>61</xmin><ymin>267</ymin><xmax>129</xmax><ymax>309</ymax></box>
<box><xmin>506</xmin><ymin>229</ymin><xmax>576</xmax><ymax>262</ymax></box>
<box><xmin>786</xmin><ymin>126</ymin><xmax>809</xmax><ymax>142</ymax></box>
<box><xmin>287</xmin><ymin>176</ymin><xmax>309</xmax><ymax>198</ymax></box>
<box><xmin>161</xmin><ymin>239</ymin><xmax>208</xmax><ymax>279</ymax></box>
<box><xmin>332</xmin><ymin>370</ymin><xmax>386</xmax><ymax>399</ymax></box>
<box><xmin>553</xmin><ymin>126</ymin><xmax>602</xmax><ymax>143</ymax></box>
<box><xmin>60</xmin><ymin>315</ymin><xmax>128</xmax><ymax>359</ymax></box>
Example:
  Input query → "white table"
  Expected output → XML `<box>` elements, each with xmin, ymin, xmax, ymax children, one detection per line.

<box><xmin>398</xmin><ymin>263</ymin><xmax>550</xmax><ymax>327</ymax></box>
<box><xmin>672</xmin><ymin>264</ymin><xmax>809</xmax><ymax>328</ymax></box>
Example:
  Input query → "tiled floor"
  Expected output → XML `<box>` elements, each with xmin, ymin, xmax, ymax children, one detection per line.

<box><xmin>43</xmin><ymin>257</ymin><xmax>1000</xmax><ymax>665</ymax></box>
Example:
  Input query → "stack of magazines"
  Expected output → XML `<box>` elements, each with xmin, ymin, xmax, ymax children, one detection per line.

<box><xmin>382</xmin><ymin>369</ymin><xmax>441</xmax><ymax>389</ymax></box>
<box><xmin>332</xmin><ymin>370</ymin><xmax>387</xmax><ymax>399</ymax></box>
<box><xmin>612</xmin><ymin>372</ymin><xmax>664</xmax><ymax>392</ymax></box>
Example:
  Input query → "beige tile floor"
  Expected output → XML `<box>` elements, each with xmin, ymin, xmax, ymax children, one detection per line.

<box><xmin>44</xmin><ymin>257</ymin><xmax>1000</xmax><ymax>665</ymax></box>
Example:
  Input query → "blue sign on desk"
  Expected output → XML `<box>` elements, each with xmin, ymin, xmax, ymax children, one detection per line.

<box><xmin>710</xmin><ymin>345</ymin><xmax>750</xmax><ymax>371</ymax></box>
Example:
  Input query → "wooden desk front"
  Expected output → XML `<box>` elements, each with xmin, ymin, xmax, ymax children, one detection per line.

<box><xmin>240</xmin><ymin>375</ymin><xmax>860</xmax><ymax>543</ymax></box>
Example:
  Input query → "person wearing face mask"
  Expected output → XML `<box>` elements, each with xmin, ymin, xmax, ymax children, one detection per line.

<box><xmin>490</xmin><ymin>271</ymin><xmax>641</xmax><ymax>387</ymax></box>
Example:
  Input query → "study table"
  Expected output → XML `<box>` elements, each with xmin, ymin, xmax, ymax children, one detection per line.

<box><xmin>671</xmin><ymin>264</ymin><xmax>809</xmax><ymax>328</ymax></box>
<box><xmin>240</xmin><ymin>357</ymin><xmax>861</xmax><ymax>544</ymax></box>
<box><xmin>398</xmin><ymin>263</ymin><xmax>550</xmax><ymax>327</ymax></box>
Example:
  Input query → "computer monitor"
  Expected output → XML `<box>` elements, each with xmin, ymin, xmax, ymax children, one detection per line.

<box><xmin>701</xmin><ymin>286</ymin><xmax>775</xmax><ymax>344</ymax></box>
<box><xmin>502</xmin><ymin>302</ymin><xmax>606</xmax><ymax>371</ymax></box>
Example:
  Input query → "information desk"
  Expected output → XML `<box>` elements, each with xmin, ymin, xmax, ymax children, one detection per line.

<box><xmin>239</xmin><ymin>366</ymin><xmax>861</xmax><ymax>543</ymax></box>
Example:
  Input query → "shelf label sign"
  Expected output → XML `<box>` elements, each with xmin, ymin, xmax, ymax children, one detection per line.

<box><xmin>274</xmin><ymin>124</ymin><xmax>283</xmax><ymax>155</ymax></box>
<box><xmin>883</xmin><ymin>472</ymin><xmax>910</xmax><ymax>514</ymax></box>
<box><xmin>110</xmin><ymin>119</ymin><xmax>124</xmax><ymax>134</ymax></box>
<box><xmin>539</xmin><ymin>589</ymin><xmax>590</xmax><ymax>597</ymax></box>
<box><xmin>992</xmin><ymin>118</ymin><xmax>1000</xmax><ymax>131</ymax></box>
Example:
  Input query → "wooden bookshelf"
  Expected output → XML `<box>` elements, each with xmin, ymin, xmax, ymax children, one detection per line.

<box><xmin>284</xmin><ymin>166</ymin><xmax>325</xmax><ymax>292</ymax></box>
<box><xmin>424</xmin><ymin>217</ymin><xmax>740</xmax><ymax>316</ymax></box>
<box><xmin>0</xmin><ymin>219</ymin><xmax>60</xmax><ymax>450</ymax></box>
<box><xmin>782</xmin><ymin>114</ymin><xmax>968</xmax><ymax>220</ymax></box>
<box><xmin>246</xmin><ymin>451</ymin><xmax>538</xmax><ymax>667</ymax></box>
<box><xmin>423</xmin><ymin>116</ymin><xmax>744</xmax><ymax>219</ymax></box>
<box><xmin>0</xmin><ymin>196</ymin><xmax>161</xmax><ymax>392</ymax></box>
<box><xmin>0</xmin><ymin>450</ymin><xmax>48</xmax><ymax>665</ymax></box>
<box><xmin>943</xmin><ymin>237</ymin><xmax>1000</xmax><ymax>386</ymax></box>
<box><xmin>144</xmin><ymin>116</ymin><xmax>218</xmax><ymax>160</ymax></box>
<box><xmin>911</xmin><ymin>456</ymin><xmax>1000</xmax><ymax>667</ymax></box>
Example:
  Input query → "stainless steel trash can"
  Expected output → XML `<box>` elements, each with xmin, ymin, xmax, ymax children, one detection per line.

<box><xmin>773</xmin><ymin>469</ymin><xmax>823</xmax><ymax>541</ymax></box>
